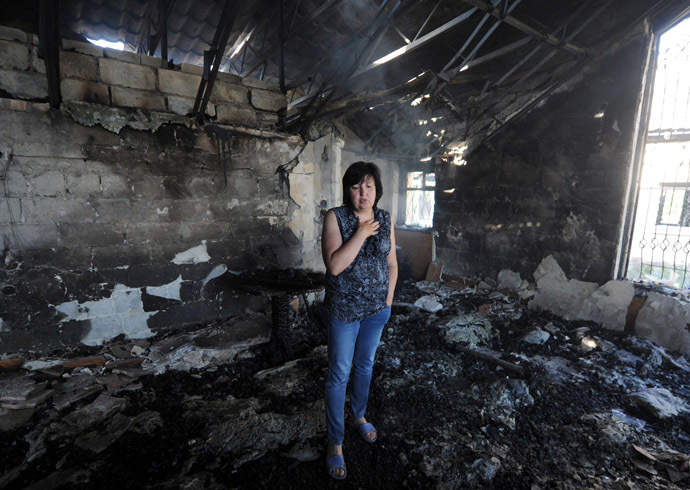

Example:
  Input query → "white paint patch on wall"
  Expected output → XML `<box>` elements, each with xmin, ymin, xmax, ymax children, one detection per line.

<box><xmin>157</xmin><ymin>207</ymin><xmax>169</xmax><ymax>215</ymax></box>
<box><xmin>146</xmin><ymin>275</ymin><xmax>183</xmax><ymax>300</ymax></box>
<box><xmin>0</xmin><ymin>318</ymin><xmax>4</xmax><ymax>332</ymax></box>
<box><xmin>203</xmin><ymin>264</ymin><xmax>228</xmax><ymax>286</ymax></box>
<box><xmin>55</xmin><ymin>284</ymin><xmax>155</xmax><ymax>346</ymax></box>
<box><xmin>173</xmin><ymin>240</ymin><xmax>211</xmax><ymax>265</ymax></box>
<box><xmin>227</xmin><ymin>198</ymin><xmax>240</xmax><ymax>209</ymax></box>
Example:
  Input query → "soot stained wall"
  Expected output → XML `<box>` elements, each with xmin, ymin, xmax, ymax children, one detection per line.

<box><xmin>0</xmin><ymin>28</ymin><xmax>305</xmax><ymax>354</ymax></box>
<box><xmin>435</xmin><ymin>32</ymin><xmax>652</xmax><ymax>284</ymax></box>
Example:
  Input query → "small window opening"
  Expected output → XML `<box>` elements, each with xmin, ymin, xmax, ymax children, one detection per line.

<box><xmin>404</xmin><ymin>171</ymin><xmax>435</xmax><ymax>228</ymax></box>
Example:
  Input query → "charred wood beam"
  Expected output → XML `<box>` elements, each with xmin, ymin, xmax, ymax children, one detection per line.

<box><xmin>454</xmin><ymin>344</ymin><xmax>524</xmax><ymax>375</ymax></box>
<box><xmin>242</xmin><ymin>0</ymin><xmax>345</xmax><ymax>77</ymax></box>
<box><xmin>462</xmin><ymin>0</ymin><xmax>587</xmax><ymax>56</ymax></box>
<box><xmin>39</xmin><ymin>0</ymin><xmax>61</xmax><ymax>108</ymax></box>
<box><xmin>193</xmin><ymin>0</ymin><xmax>240</xmax><ymax>122</ymax></box>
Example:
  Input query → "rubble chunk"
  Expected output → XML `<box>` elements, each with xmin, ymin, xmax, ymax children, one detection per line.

<box><xmin>497</xmin><ymin>269</ymin><xmax>522</xmax><ymax>290</ymax></box>
<box><xmin>522</xmin><ymin>327</ymin><xmax>550</xmax><ymax>345</ymax></box>
<box><xmin>626</xmin><ymin>387</ymin><xmax>690</xmax><ymax>419</ymax></box>
<box><xmin>413</xmin><ymin>294</ymin><xmax>443</xmax><ymax>313</ymax></box>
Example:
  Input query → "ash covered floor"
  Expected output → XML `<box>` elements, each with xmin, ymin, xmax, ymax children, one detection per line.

<box><xmin>2</xmin><ymin>279</ymin><xmax>690</xmax><ymax>489</ymax></box>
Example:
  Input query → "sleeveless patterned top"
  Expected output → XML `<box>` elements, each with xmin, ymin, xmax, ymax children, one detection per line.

<box><xmin>325</xmin><ymin>205</ymin><xmax>391</xmax><ymax>322</ymax></box>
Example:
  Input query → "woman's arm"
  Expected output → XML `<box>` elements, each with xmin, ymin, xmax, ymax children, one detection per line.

<box><xmin>386</xmin><ymin>225</ymin><xmax>398</xmax><ymax>306</ymax></box>
<box><xmin>321</xmin><ymin>209</ymin><xmax>379</xmax><ymax>276</ymax></box>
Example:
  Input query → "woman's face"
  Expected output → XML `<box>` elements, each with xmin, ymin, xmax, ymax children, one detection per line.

<box><xmin>349</xmin><ymin>174</ymin><xmax>376</xmax><ymax>213</ymax></box>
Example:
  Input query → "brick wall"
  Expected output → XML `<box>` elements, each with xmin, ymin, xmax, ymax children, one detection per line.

<box><xmin>435</xmin><ymin>32</ymin><xmax>652</xmax><ymax>284</ymax></box>
<box><xmin>0</xmin><ymin>27</ymin><xmax>309</xmax><ymax>353</ymax></box>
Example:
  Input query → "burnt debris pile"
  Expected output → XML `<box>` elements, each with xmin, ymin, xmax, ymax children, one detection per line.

<box><xmin>2</xmin><ymin>277</ymin><xmax>690</xmax><ymax>489</ymax></box>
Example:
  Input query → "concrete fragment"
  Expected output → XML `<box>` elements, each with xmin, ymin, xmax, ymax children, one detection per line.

<box><xmin>636</xmin><ymin>292</ymin><xmax>690</xmax><ymax>356</ymax></box>
<box><xmin>529</xmin><ymin>255</ymin><xmax>599</xmax><ymax>320</ymax></box>
<box><xmin>497</xmin><ymin>269</ymin><xmax>522</xmax><ymax>290</ymax></box>
<box><xmin>580</xmin><ymin>280</ymin><xmax>634</xmax><ymax>331</ymax></box>
<box><xmin>414</xmin><ymin>294</ymin><xmax>443</xmax><ymax>313</ymax></box>
<box><xmin>533</xmin><ymin>254</ymin><xmax>567</xmax><ymax>282</ymax></box>
<box><xmin>626</xmin><ymin>387</ymin><xmax>690</xmax><ymax>419</ymax></box>
<box><xmin>522</xmin><ymin>327</ymin><xmax>550</xmax><ymax>345</ymax></box>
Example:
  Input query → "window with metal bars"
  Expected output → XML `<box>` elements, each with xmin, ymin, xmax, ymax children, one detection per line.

<box><xmin>625</xmin><ymin>16</ymin><xmax>690</xmax><ymax>288</ymax></box>
<box><xmin>404</xmin><ymin>171</ymin><xmax>435</xmax><ymax>228</ymax></box>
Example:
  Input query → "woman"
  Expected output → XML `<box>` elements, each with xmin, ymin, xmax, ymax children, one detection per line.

<box><xmin>321</xmin><ymin>161</ymin><xmax>398</xmax><ymax>480</ymax></box>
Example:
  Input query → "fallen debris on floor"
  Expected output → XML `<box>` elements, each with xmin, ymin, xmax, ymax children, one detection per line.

<box><xmin>1</xmin><ymin>276</ymin><xmax>690</xmax><ymax>489</ymax></box>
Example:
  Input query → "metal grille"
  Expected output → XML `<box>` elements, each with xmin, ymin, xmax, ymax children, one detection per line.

<box><xmin>405</xmin><ymin>171</ymin><xmax>435</xmax><ymax>228</ymax></box>
<box><xmin>626</xmin><ymin>18</ymin><xmax>690</xmax><ymax>287</ymax></box>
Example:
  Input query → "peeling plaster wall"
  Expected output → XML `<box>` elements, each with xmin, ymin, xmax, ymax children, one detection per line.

<box><xmin>0</xmin><ymin>28</ymin><xmax>312</xmax><ymax>354</ymax></box>
<box><xmin>435</xmin><ymin>29</ymin><xmax>653</xmax><ymax>284</ymax></box>
<box><xmin>288</xmin><ymin>124</ymin><xmax>402</xmax><ymax>272</ymax></box>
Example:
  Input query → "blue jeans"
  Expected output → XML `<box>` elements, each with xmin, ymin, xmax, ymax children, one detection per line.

<box><xmin>325</xmin><ymin>306</ymin><xmax>391</xmax><ymax>445</ymax></box>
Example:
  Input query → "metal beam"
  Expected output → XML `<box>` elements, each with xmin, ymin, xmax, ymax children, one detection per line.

<box><xmin>39</xmin><ymin>0</ymin><xmax>61</xmax><ymax>108</ymax></box>
<box><xmin>509</xmin><ymin>0</ymin><xmax>612</xmax><ymax>91</ymax></box>
<box><xmin>413</xmin><ymin>0</ymin><xmax>442</xmax><ymax>42</ymax></box>
<box><xmin>462</xmin><ymin>0</ymin><xmax>586</xmax><ymax>56</ymax></box>
<box><xmin>242</xmin><ymin>0</ymin><xmax>345</xmax><ymax>77</ymax></box>
<box><xmin>352</xmin><ymin>7</ymin><xmax>478</xmax><ymax>78</ymax></box>
<box><xmin>148</xmin><ymin>0</ymin><xmax>176</xmax><ymax>57</ymax></box>
<box><xmin>440</xmin><ymin>0</ymin><xmax>522</xmax><ymax>83</ymax></box>
<box><xmin>193</xmin><ymin>0</ymin><xmax>241</xmax><ymax>121</ymax></box>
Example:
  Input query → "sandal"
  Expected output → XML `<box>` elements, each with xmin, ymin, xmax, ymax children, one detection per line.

<box><xmin>353</xmin><ymin>421</ymin><xmax>377</xmax><ymax>443</ymax></box>
<box><xmin>326</xmin><ymin>454</ymin><xmax>347</xmax><ymax>480</ymax></box>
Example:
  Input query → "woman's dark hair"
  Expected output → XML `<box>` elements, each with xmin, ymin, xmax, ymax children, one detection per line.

<box><xmin>342</xmin><ymin>161</ymin><xmax>383</xmax><ymax>208</ymax></box>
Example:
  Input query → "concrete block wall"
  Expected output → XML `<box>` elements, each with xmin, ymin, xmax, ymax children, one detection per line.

<box><xmin>435</xmin><ymin>31</ymin><xmax>652</xmax><ymax>285</ymax></box>
<box><xmin>0</xmin><ymin>28</ymin><xmax>286</xmax><ymax>130</ymax></box>
<box><xmin>0</xmin><ymin>27</ymin><xmax>310</xmax><ymax>354</ymax></box>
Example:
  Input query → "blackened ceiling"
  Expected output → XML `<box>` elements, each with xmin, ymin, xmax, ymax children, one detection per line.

<box><xmin>2</xmin><ymin>0</ymin><xmax>689</xmax><ymax>161</ymax></box>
